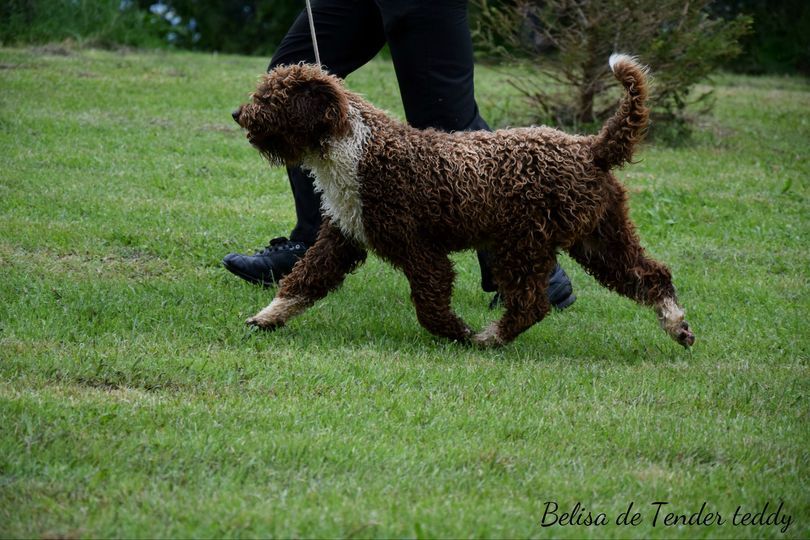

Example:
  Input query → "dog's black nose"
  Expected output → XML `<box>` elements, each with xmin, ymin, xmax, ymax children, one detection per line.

<box><xmin>231</xmin><ymin>108</ymin><xmax>241</xmax><ymax>123</ymax></box>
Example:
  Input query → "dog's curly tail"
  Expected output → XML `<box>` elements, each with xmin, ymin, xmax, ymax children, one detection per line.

<box><xmin>592</xmin><ymin>54</ymin><xmax>650</xmax><ymax>169</ymax></box>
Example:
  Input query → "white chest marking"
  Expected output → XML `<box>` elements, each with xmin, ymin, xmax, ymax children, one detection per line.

<box><xmin>303</xmin><ymin>107</ymin><xmax>370</xmax><ymax>245</ymax></box>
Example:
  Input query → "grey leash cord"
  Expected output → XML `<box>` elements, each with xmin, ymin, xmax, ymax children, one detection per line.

<box><xmin>305</xmin><ymin>0</ymin><xmax>321</xmax><ymax>67</ymax></box>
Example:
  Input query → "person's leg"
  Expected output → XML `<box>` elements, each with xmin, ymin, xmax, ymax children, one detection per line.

<box><xmin>224</xmin><ymin>0</ymin><xmax>386</xmax><ymax>286</ymax></box>
<box><xmin>376</xmin><ymin>0</ymin><xmax>482</xmax><ymax>132</ymax></box>
<box><xmin>377</xmin><ymin>0</ymin><xmax>575</xmax><ymax>308</ymax></box>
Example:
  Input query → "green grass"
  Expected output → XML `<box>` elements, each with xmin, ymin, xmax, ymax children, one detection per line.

<box><xmin>0</xmin><ymin>46</ymin><xmax>808</xmax><ymax>538</ymax></box>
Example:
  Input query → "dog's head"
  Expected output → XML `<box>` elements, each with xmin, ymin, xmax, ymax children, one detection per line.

<box><xmin>232</xmin><ymin>64</ymin><xmax>351</xmax><ymax>165</ymax></box>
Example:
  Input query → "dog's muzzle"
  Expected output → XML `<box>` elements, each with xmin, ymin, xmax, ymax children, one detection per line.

<box><xmin>231</xmin><ymin>107</ymin><xmax>241</xmax><ymax>123</ymax></box>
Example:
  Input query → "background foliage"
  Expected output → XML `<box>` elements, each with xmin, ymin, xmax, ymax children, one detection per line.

<box><xmin>1</xmin><ymin>0</ymin><xmax>807</xmax><ymax>76</ymax></box>
<box><xmin>0</xmin><ymin>0</ymin><xmax>300</xmax><ymax>54</ymax></box>
<box><xmin>133</xmin><ymin>0</ymin><xmax>303</xmax><ymax>55</ymax></box>
<box><xmin>0</xmin><ymin>0</ymin><xmax>167</xmax><ymax>49</ymax></box>
<box><xmin>710</xmin><ymin>0</ymin><xmax>810</xmax><ymax>75</ymax></box>
<box><xmin>473</xmin><ymin>0</ymin><xmax>752</xmax><ymax>135</ymax></box>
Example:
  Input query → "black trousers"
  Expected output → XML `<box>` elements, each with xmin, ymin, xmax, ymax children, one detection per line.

<box><xmin>269</xmin><ymin>0</ymin><xmax>496</xmax><ymax>290</ymax></box>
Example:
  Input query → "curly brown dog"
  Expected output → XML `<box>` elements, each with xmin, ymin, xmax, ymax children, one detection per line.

<box><xmin>232</xmin><ymin>54</ymin><xmax>695</xmax><ymax>348</ymax></box>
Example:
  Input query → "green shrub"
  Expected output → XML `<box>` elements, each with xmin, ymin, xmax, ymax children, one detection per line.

<box><xmin>473</xmin><ymin>0</ymin><xmax>751</xmax><ymax>136</ymax></box>
<box><xmin>0</xmin><ymin>0</ymin><xmax>167</xmax><ymax>49</ymax></box>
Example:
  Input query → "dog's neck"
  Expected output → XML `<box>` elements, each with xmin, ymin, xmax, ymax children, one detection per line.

<box><xmin>302</xmin><ymin>106</ymin><xmax>371</xmax><ymax>245</ymax></box>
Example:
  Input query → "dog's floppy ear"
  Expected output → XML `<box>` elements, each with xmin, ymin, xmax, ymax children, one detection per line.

<box><xmin>287</xmin><ymin>75</ymin><xmax>351</xmax><ymax>147</ymax></box>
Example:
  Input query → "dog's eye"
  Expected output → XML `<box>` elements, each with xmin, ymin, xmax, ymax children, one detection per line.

<box><xmin>253</xmin><ymin>91</ymin><xmax>274</xmax><ymax>104</ymax></box>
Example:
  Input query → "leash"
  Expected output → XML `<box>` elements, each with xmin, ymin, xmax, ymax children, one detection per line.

<box><xmin>305</xmin><ymin>0</ymin><xmax>321</xmax><ymax>67</ymax></box>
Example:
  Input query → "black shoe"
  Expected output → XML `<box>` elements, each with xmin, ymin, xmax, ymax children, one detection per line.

<box><xmin>488</xmin><ymin>264</ymin><xmax>576</xmax><ymax>310</ymax></box>
<box><xmin>222</xmin><ymin>237</ymin><xmax>309</xmax><ymax>287</ymax></box>
<box><xmin>547</xmin><ymin>263</ymin><xmax>576</xmax><ymax>309</ymax></box>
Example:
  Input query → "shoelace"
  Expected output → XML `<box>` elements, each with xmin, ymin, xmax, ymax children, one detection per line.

<box><xmin>255</xmin><ymin>237</ymin><xmax>305</xmax><ymax>255</ymax></box>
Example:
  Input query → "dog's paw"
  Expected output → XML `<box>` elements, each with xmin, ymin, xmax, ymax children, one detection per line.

<box><xmin>472</xmin><ymin>323</ymin><xmax>505</xmax><ymax>348</ymax></box>
<box><xmin>245</xmin><ymin>315</ymin><xmax>284</xmax><ymax>331</ymax></box>
<box><xmin>656</xmin><ymin>298</ymin><xmax>694</xmax><ymax>349</ymax></box>
<box><xmin>674</xmin><ymin>320</ymin><xmax>695</xmax><ymax>348</ymax></box>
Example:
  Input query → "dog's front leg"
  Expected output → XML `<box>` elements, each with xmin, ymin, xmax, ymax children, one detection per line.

<box><xmin>247</xmin><ymin>220</ymin><xmax>366</xmax><ymax>330</ymax></box>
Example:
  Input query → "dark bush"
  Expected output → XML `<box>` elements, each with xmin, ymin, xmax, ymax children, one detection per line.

<box><xmin>712</xmin><ymin>0</ymin><xmax>810</xmax><ymax>75</ymax></box>
<box><xmin>138</xmin><ymin>0</ymin><xmax>301</xmax><ymax>55</ymax></box>
<box><xmin>0</xmin><ymin>0</ymin><xmax>301</xmax><ymax>55</ymax></box>
<box><xmin>0</xmin><ymin>0</ymin><xmax>167</xmax><ymax>49</ymax></box>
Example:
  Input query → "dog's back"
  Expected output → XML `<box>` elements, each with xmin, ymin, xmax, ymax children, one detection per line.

<box><xmin>378</xmin><ymin>127</ymin><xmax>614</xmax><ymax>247</ymax></box>
<box><xmin>353</xmin><ymin>53</ymin><xmax>651</xmax><ymax>250</ymax></box>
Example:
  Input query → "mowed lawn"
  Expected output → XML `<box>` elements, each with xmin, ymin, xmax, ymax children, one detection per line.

<box><xmin>0</xmin><ymin>46</ymin><xmax>808</xmax><ymax>538</ymax></box>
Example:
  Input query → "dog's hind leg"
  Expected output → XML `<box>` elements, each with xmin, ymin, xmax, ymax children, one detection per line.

<box><xmin>473</xmin><ymin>251</ymin><xmax>557</xmax><ymax>347</ymax></box>
<box><xmin>393</xmin><ymin>250</ymin><xmax>472</xmax><ymax>342</ymax></box>
<box><xmin>246</xmin><ymin>221</ymin><xmax>366</xmax><ymax>330</ymax></box>
<box><xmin>568</xmin><ymin>205</ymin><xmax>695</xmax><ymax>347</ymax></box>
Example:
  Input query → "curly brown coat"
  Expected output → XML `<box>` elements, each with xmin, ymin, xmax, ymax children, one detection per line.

<box><xmin>233</xmin><ymin>54</ymin><xmax>695</xmax><ymax>348</ymax></box>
